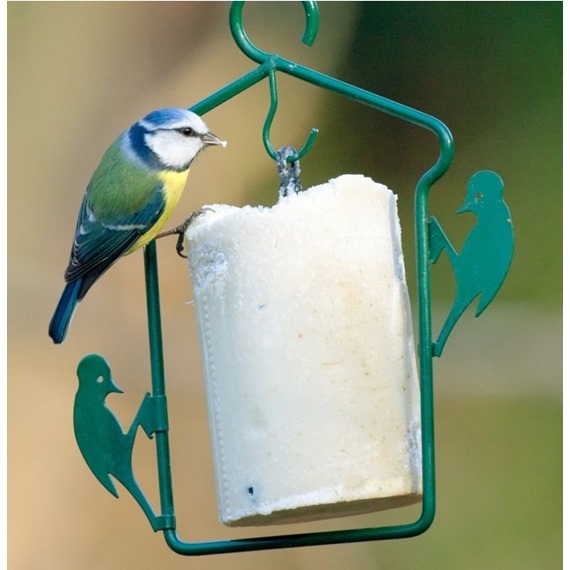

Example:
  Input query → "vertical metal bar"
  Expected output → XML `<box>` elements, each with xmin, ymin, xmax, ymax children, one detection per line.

<box><xmin>415</xmin><ymin>176</ymin><xmax>437</xmax><ymax>528</ymax></box>
<box><xmin>143</xmin><ymin>240</ymin><xmax>176</xmax><ymax>525</ymax></box>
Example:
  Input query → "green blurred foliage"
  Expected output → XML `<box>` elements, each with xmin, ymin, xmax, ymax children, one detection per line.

<box><xmin>308</xmin><ymin>1</ymin><xmax>562</xmax><ymax>308</ymax></box>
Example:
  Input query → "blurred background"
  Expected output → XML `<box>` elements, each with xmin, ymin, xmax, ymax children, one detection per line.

<box><xmin>8</xmin><ymin>2</ymin><xmax>561</xmax><ymax>569</ymax></box>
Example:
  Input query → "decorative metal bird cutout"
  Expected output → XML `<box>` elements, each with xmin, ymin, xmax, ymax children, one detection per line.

<box><xmin>74</xmin><ymin>354</ymin><xmax>164</xmax><ymax>530</ymax></box>
<box><xmin>429</xmin><ymin>170</ymin><xmax>514</xmax><ymax>357</ymax></box>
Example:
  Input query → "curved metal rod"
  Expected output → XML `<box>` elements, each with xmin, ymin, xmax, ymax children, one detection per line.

<box><xmin>230</xmin><ymin>0</ymin><xmax>319</xmax><ymax>63</ymax></box>
<box><xmin>263</xmin><ymin>68</ymin><xmax>319</xmax><ymax>162</ymax></box>
<box><xmin>230</xmin><ymin>1</ymin><xmax>320</xmax><ymax>162</ymax></box>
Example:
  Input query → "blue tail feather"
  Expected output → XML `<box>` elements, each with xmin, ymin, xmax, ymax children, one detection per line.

<box><xmin>49</xmin><ymin>280</ymin><xmax>82</xmax><ymax>344</ymax></box>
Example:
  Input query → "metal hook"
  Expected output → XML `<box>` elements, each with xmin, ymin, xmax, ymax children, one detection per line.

<box><xmin>230</xmin><ymin>1</ymin><xmax>320</xmax><ymax>163</ymax></box>
<box><xmin>263</xmin><ymin>69</ymin><xmax>319</xmax><ymax>162</ymax></box>
<box><xmin>229</xmin><ymin>1</ymin><xmax>319</xmax><ymax>64</ymax></box>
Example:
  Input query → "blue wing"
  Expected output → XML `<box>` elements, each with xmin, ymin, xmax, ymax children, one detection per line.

<box><xmin>49</xmin><ymin>185</ymin><xmax>165</xmax><ymax>343</ymax></box>
<box><xmin>64</xmin><ymin>183</ymin><xmax>165</xmax><ymax>299</ymax></box>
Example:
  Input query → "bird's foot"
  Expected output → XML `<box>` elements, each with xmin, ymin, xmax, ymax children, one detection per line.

<box><xmin>156</xmin><ymin>208</ymin><xmax>213</xmax><ymax>258</ymax></box>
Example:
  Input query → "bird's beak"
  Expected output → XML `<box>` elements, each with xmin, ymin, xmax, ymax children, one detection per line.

<box><xmin>201</xmin><ymin>131</ymin><xmax>227</xmax><ymax>148</ymax></box>
<box><xmin>109</xmin><ymin>378</ymin><xmax>123</xmax><ymax>394</ymax></box>
<box><xmin>457</xmin><ymin>190</ymin><xmax>483</xmax><ymax>214</ymax></box>
<box><xmin>456</xmin><ymin>199</ymin><xmax>475</xmax><ymax>214</ymax></box>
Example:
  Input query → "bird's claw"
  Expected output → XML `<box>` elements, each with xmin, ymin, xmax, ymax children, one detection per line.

<box><xmin>156</xmin><ymin>208</ymin><xmax>213</xmax><ymax>258</ymax></box>
<box><xmin>175</xmin><ymin>234</ymin><xmax>186</xmax><ymax>258</ymax></box>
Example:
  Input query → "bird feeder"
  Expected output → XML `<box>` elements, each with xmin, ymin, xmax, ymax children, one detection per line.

<box><xmin>73</xmin><ymin>0</ymin><xmax>514</xmax><ymax>556</ymax></box>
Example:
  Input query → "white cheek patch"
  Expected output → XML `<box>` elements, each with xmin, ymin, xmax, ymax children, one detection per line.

<box><xmin>145</xmin><ymin>131</ymin><xmax>204</xmax><ymax>170</ymax></box>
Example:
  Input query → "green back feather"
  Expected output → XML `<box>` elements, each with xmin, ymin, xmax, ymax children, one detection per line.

<box><xmin>87</xmin><ymin>139</ymin><xmax>161</xmax><ymax>220</ymax></box>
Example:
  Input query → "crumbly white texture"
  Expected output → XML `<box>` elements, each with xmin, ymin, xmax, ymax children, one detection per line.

<box><xmin>186</xmin><ymin>174</ymin><xmax>422</xmax><ymax>526</ymax></box>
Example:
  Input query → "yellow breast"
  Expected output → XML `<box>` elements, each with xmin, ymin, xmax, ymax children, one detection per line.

<box><xmin>130</xmin><ymin>169</ymin><xmax>190</xmax><ymax>252</ymax></box>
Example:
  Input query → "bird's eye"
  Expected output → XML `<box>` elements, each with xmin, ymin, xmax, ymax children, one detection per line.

<box><xmin>178</xmin><ymin>127</ymin><xmax>195</xmax><ymax>137</ymax></box>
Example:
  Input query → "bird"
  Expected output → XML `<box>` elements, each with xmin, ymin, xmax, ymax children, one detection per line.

<box><xmin>49</xmin><ymin>108</ymin><xmax>226</xmax><ymax>344</ymax></box>
<box><xmin>430</xmin><ymin>171</ymin><xmax>514</xmax><ymax>357</ymax></box>
<box><xmin>74</xmin><ymin>354</ymin><xmax>160</xmax><ymax>529</ymax></box>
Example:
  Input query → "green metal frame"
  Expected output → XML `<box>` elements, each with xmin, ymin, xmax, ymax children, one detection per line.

<box><xmin>74</xmin><ymin>1</ymin><xmax>514</xmax><ymax>556</ymax></box>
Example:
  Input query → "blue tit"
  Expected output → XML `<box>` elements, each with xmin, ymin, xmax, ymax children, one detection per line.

<box><xmin>49</xmin><ymin>108</ymin><xmax>226</xmax><ymax>344</ymax></box>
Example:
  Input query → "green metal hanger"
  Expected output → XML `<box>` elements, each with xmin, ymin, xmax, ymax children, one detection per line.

<box><xmin>75</xmin><ymin>0</ymin><xmax>514</xmax><ymax>556</ymax></box>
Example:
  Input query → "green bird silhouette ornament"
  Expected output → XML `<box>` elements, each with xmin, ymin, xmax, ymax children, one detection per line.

<box><xmin>429</xmin><ymin>171</ymin><xmax>514</xmax><ymax>357</ymax></box>
<box><xmin>74</xmin><ymin>354</ymin><xmax>163</xmax><ymax>530</ymax></box>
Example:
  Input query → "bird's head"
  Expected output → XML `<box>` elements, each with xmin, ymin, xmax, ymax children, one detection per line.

<box><xmin>77</xmin><ymin>355</ymin><xmax>123</xmax><ymax>397</ymax></box>
<box><xmin>124</xmin><ymin>108</ymin><xmax>227</xmax><ymax>172</ymax></box>
<box><xmin>457</xmin><ymin>171</ymin><xmax>504</xmax><ymax>215</ymax></box>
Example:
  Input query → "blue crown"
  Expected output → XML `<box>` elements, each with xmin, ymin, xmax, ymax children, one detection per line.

<box><xmin>139</xmin><ymin>108</ymin><xmax>193</xmax><ymax>131</ymax></box>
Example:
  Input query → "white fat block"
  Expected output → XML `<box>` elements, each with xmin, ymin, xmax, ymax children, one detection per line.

<box><xmin>186</xmin><ymin>174</ymin><xmax>422</xmax><ymax>526</ymax></box>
